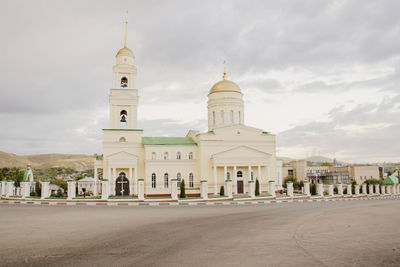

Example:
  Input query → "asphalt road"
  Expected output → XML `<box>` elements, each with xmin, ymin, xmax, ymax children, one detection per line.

<box><xmin>1</xmin><ymin>199</ymin><xmax>400</xmax><ymax>266</ymax></box>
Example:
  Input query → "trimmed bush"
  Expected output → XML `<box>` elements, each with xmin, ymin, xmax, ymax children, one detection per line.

<box><xmin>220</xmin><ymin>185</ymin><xmax>225</xmax><ymax>196</ymax></box>
<box><xmin>310</xmin><ymin>183</ymin><xmax>317</xmax><ymax>195</ymax></box>
<box><xmin>255</xmin><ymin>179</ymin><xmax>260</xmax><ymax>196</ymax></box>
<box><xmin>180</xmin><ymin>179</ymin><xmax>186</xmax><ymax>198</ymax></box>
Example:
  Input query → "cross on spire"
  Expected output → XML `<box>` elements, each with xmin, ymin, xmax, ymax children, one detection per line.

<box><xmin>223</xmin><ymin>60</ymin><xmax>227</xmax><ymax>80</ymax></box>
<box><xmin>124</xmin><ymin>10</ymin><xmax>128</xmax><ymax>48</ymax></box>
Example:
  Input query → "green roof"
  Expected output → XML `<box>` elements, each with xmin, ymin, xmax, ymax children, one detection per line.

<box><xmin>142</xmin><ymin>137</ymin><xmax>196</xmax><ymax>146</ymax></box>
<box><xmin>22</xmin><ymin>168</ymin><xmax>29</xmax><ymax>182</ymax></box>
<box><xmin>383</xmin><ymin>177</ymin><xmax>395</xmax><ymax>185</ymax></box>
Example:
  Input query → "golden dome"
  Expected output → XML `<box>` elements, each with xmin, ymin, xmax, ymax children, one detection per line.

<box><xmin>209</xmin><ymin>78</ymin><xmax>242</xmax><ymax>94</ymax></box>
<box><xmin>116</xmin><ymin>47</ymin><xmax>133</xmax><ymax>56</ymax></box>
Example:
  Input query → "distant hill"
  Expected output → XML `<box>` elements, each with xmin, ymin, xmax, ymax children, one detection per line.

<box><xmin>302</xmin><ymin>156</ymin><xmax>333</xmax><ymax>163</ymax></box>
<box><xmin>0</xmin><ymin>151</ymin><xmax>93</xmax><ymax>171</ymax></box>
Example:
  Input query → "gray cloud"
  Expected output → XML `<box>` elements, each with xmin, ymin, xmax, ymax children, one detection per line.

<box><xmin>0</xmin><ymin>0</ymin><xmax>399</xmax><ymax>162</ymax></box>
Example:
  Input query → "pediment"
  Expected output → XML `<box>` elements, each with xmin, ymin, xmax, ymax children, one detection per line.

<box><xmin>213</xmin><ymin>124</ymin><xmax>263</xmax><ymax>136</ymax></box>
<box><xmin>212</xmin><ymin>145</ymin><xmax>271</xmax><ymax>160</ymax></box>
<box><xmin>108</xmin><ymin>151</ymin><xmax>139</xmax><ymax>161</ymax></box>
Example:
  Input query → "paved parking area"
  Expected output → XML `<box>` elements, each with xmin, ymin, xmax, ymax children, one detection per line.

<box><xmin>1</xmin><ymin>198</ymin><xmax>400</xmax><ymax>266</ymax></box>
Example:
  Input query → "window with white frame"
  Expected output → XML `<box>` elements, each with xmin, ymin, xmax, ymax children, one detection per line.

<box><xmin>230</xmin><ymin>110</ymin><xmax>234</xmax><ymax>123</ymax></box>
<box><xmin>189</xmin><ymin>152</ymin><xmax>193</xmax><ymax>160</ymax></box>
<box><xmin>176</xmin><ymin>152</ymin><xmax>181</xmax><ymax>160</ymax></box>
<box><xmin>212</xmin><ymin>111</ymin><xmax>216</xmax><ymax>125</ymax></box>
<box><xmin>189</xmin><ymin>173</ymin><xmax>194</xmax><ymax>188</ymax></box>
<box><xmin>237</xmin><ymin>171</ymin><xmax>243</xmax><ymax>178</ymax></box>
<box><xmin>151</xmin><ymin>173</ymin><xmax>156</xmax><ymax>188</ymax></box>
<box><xmin>251</xmin><ymin>171</ymin><xmax>254</xmax><ymax>181</ymax></box>
<box><xmin>151</xmin><ymin>152</ymin><xmax>156</xmax><ymax>160</ymax></box>
<box><xmin>164</xmin><ymin>152</ymin><xmax>169</xmax><ymax>160</ymax></box>
<box><xmin>164</xmin><ymin>173</ymin><xmax>169</xmax><ymax>188</ymax></box>
<box><xmin>227</xmin><ymin>172</ymin><xmax>230</xmax><ymax>180</ymax></box>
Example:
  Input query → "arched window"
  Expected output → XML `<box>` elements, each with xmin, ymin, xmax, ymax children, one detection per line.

<box><xmin>221</xmin><ymin>110</ymin><xmax>224</xmax><ymax>123</ymax></box>
<box><xmin>251</xmin><ymin>171</ymin><xmax>254</xmax><ymax>181</ymax></box>
<box><xmin>212</xmin><ymin>111</ymin><xmax>216</xmax><ymax>125</ymax></box>
<box><xmin>176</xmin><ymin>152</ymin><xmax>181</xmax><ymax>160</ymax></box>
<box><xmin>164</xmin><ymin>173</ymin><xmax>169</xmax><ymax>188</ymax></box>
<box><xmin>151</xmin><ymin>173</ymin><xmax>156</xmax><ymax>188</ymax></box>
<box><xmin>119</xmin><ymin>137</ymin><xmax>126</xmax><ymax>142</ymax></box>
<box><xmin>120</xmin><ymin>110</ymin><xmax>128</xmax><ymax>128</ymax></box>
<box><xmin>230</xmin><ymin>110</ymin><xmax>234</xmax><ymax>123</ymax></box>
<box><xmin>189</xmin><ymin>173</ymin><xmax>194</xmax><ymax>188</ymax></box>
<box><xmin>237</xmin><ymin>171</ymin><xmax>243</xmax><ymax>178</ymax></box>
<box><xmin>121</xmin><ymin>77</ymin><xmax>128</xmax><ymax>88</ymax></box>
<box><xmin>164</xmin><ymin>152</ymin><xmax>169</xmax><ymax>160</ymax></box>
<box><xmin>227</xmin><ymin>172</ymin><xmax>230</xmax><ymax>180</ymax></box>
<box><xmin>238</xmin><ymin>111</ymin><xmax>241</xmax><ymax>124</ymax></box>
<box><xmin>188</xmin><ymin>152</ymin><xmax>193</xmax><ymax>160</ymax></box>
<box><xmin>151</xmin><ymin>152</ymin><xmax>156</xmax><ymax>160</ymax></box>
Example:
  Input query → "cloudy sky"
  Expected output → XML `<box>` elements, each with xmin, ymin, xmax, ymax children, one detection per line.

<box><xmin>0</xmin><ymin>0</ymin><xmax>399</xmax><ymax>163</ymax></box>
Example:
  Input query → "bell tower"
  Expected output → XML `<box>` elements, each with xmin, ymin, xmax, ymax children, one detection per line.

<box><xmin>109</xmin><ymin>17</ymin><xmax>138</xmax><ymax>129</ymax></box>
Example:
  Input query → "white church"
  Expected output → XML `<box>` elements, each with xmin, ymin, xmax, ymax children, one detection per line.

<box><xmin>93</xmin><ymin>24</ymin><xmax>283</xmax><ymax>197</ymax></box>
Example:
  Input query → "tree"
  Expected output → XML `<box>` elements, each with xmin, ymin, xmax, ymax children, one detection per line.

<box><xmin>180</xmin><ymin>179</ymin><xmax>186</xmax><ymax>198</ymax></box>
<box><xmin>255</xmin><ymin>179</ymin><xmax>260</xmax><ymax>196</ymax></box>
<box><xmin>52</xmin><ymin>178</ymin><xmax>67</xmax><ymax>191</ymax></box>
<box><xmin>220</xmin><ymin>185</ymin><xmax>225</xmax><ymax>196</ymax></box>
<box><xmin>310</xmin><ymin>183</ymin><xmax>317</xmax><ymax>195</ymax></box>
<box><xmin>56</xmin><ymin>188</ymin><xmax>64</xmax><ymax>198</ymax></box>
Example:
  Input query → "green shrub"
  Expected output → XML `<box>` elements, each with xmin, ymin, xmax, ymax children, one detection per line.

<box><xmin>343</xmin><ymin>187</ymin><xmax>348</xmax><ymax>194</ymax></box>
<box><xmin>180</xmin><ymin>179</ymin><xmax>186</xmax><ymax>198</ymax></box>
<box><xmin>255</xmin><ymin>179</ymin><xmax>260</xmax><ymax>196</ymax></box>
<box><xmin>310</xmin><ymin>184</ymin><xmax>317</xmax><ymax>195</ymax></box>
<box><xmin>56</xmin><ymin>188</ymin><xmax>63</xmax><ymax>198</ymax></box>
<box><xmin>30</xmin><ymin>191</ymin><xmax>37</xmax><ymax>197</ymax></box>
<box><xmin>220</xmin><ymin>185</ymin><xmax>225</xmax><ymax>196</ymax></box>
<box><xmin>334</xmin><ymin>186</ymin><xmax>338</xmax><ymax>194</ymax></box>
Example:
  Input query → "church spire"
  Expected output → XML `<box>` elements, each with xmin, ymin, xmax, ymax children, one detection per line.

<box><xmin>124</xmin><ymin>11</ymin><xmax>128</xmax><ymax>48</ymax></box>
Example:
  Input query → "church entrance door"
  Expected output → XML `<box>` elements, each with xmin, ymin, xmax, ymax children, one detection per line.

<box><xmin>237</xmin><ymin>181</ymin><xmax>244</xmax><ymax>194</ymax></box>
<box><xmin>116</xmin><ymin>172</ymin><xmax>130</xmax><ymax>196</ymax></box>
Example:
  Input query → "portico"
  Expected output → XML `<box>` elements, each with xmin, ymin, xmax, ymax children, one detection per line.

<box><xmin>106</xmin><ymin>151</ymin><xmax>138</xmax><ymax>196</ymax></box>
<box><xmin>211</xmin><ymin>146</ymin><xmax>271</xmax><ymax>195</ymax></box>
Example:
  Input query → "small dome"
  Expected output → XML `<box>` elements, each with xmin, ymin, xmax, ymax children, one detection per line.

<box><xmin>116</xmin><ymin>47</ymin><xmax>134</xmax><ymax>56</ymax></box>
<box><xmin>209</xmin><ymin>78</ymin><xmax>242</xmax><ymax>94</ymax></box>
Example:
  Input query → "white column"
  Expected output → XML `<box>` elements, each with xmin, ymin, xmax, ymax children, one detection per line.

<box><xmin>40</xmin><ymin>181</ymin><xmax>50</xmax><ymax>199</ymax></box>
<box><xmin>328</xmin><ymin>184</ymin><xmax>334</xmax><ymax>196</ymax></box>
<box><xmin>1</xmin><ymin>181</ymin><xmax>6</xmax><ymax>195</ymax></box>
<box><xmin>269</xmin><ymin>180</ymin><xmax>276</xmax><ymax>197</ymax></box>
<box><xmin>6</xmin><ymin>181</ymin><xmax>14</xmax><ymax>197</ymax></box>
<box><xmin>248</xmin><ymin>181</ymin><xmax>255</xmax><ymax>198</ymax></box>
<box><xmin>101</xmin><ymin>180</ymin><xmax>109</xmax><ymax>200</ymax></box>
<box><xmin>200</xmin><ymin>180</ymin><xmax>208</xmax><ymax>200</ymax></box>
<box><xmin>134</xmin><ymin>167</ymin><xmax>138</xmax><ymax>195</ymax></box>
<box><xmin>368</xmin><ymin>184</ymin><xmax>374</xmax><ymax>195</ymax></box>
<box><xmin>213</xmin><ymin>165</ymin><xmax>218</xmax><ymax>195</ymax></box>
<box><xmin>21</xmin><ymin>181</ymin><xmax>30</xmax><ymax>198</ymax></box>
<box><xmin>224</xmin><ymin>165</ymin><xmax>227</xmax><ymax>181</ymax></box>
<box><xmin>138</xmin><ymin>179</ymin><xmax>144</xmax><ymax>201</ymax></box>
<box><xmin>233</xmin><ymin>165</ymin><xmax>237</xmax><ymax>194</ymax></box>
<box><xmin>347</xmin><ymin>184</ymin><xmax>352</xmax><ymax>196</ymax></box>
<box><xmin>94</xmin><ymin>168</ymin><xmax>98</xmax><ymax>196</ymax></box>
<box><xmin>304</xmin><ymin>181</ymin><xmax>310</xmax><ymax>196</ymax></box>
<box><xmin>375</xmin><ymin>184</ymin><xmax>380</xmax><ymax>195</ymax></box>
<box><xmin>171</xmin><ymin>179</ymin><xmax>178</xmax><ymax>200</ymax></box>
<box><xmin>247</xmin><ymin>165</ymin><xmax>251</xmax><ymax>193</ymax></box>
<box><xmin>387</xmin><ymin>185</ymin><xmax>391</xmax><ymax>195</ymax></box>
<box><xmin>287</xmin><ymin>182</ymin><xmax>294</xmax><ymax>197</ymax></box>
<box><xmin>355</xmin><ymin>184</ymin><xmax>360</xmax><ymax>195</ymax></box>
<box><xmin>362</xmin><ymin>184</ymin><xmax>367</xmax><ymax>194</ymax></box>
<box><xmin>338</xmin><ymin>184</ymin><xmax>343</xmax><ymax>195</ymax></box>
<box><xmin>257</xmin><ymin>165</ymin><xmax>261</xmax><ymax>193</ymax></box>
<box><xmin>108</xmin><ymin>167</ymin><xmax>111</xmax><ymax>197</ymax></box>
<box><xmin>67</xmin><ymin>180</ymin><xmax>76</xmax><ymax>200</ymax></box>
<box><xmin>129</xmin><ymin>167</ymin><xmax>133</xmax><ymax>196</ymax></box>
<box><xmin>225</xmin><ymin>179</ymin><xmax>233</xmax><ymax>198</ymax></box>
<box><xmin>317</xmin><ymin>183</ymin><xmax>324</xmax><ymax>197</ymax></box>
<box><xmin>112</xmin><ymin>167</ymin><xmax>116</xmax><ymax>195</ymax></box>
